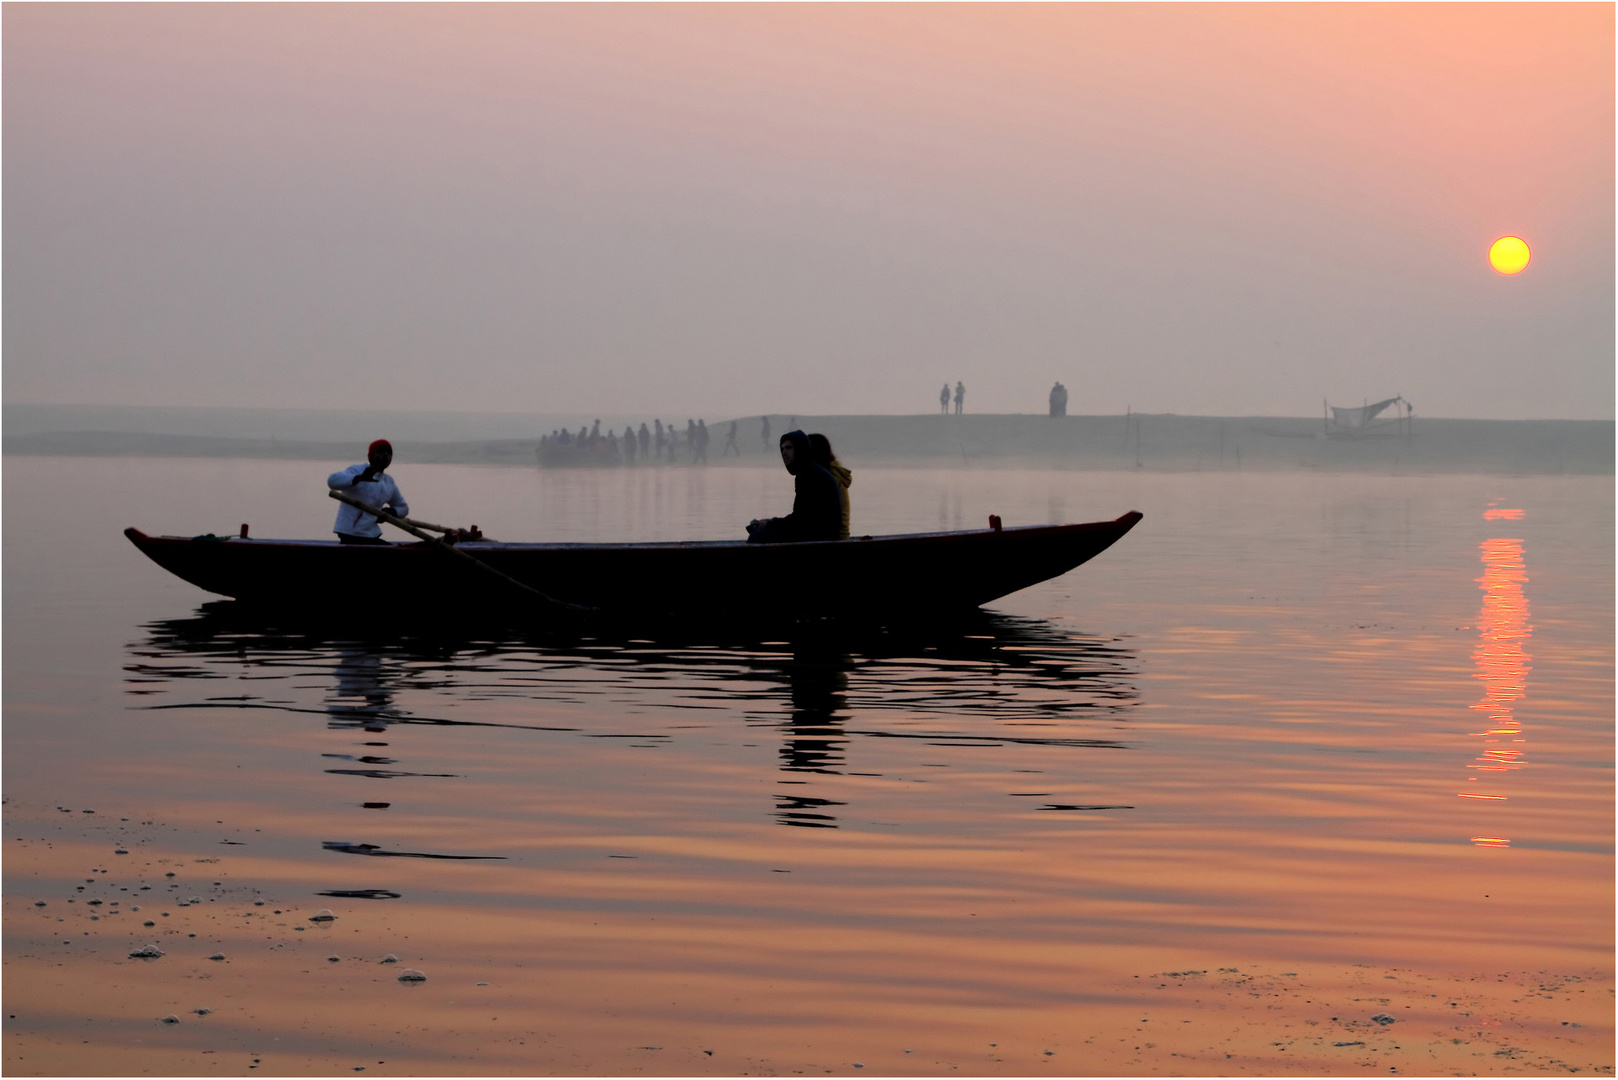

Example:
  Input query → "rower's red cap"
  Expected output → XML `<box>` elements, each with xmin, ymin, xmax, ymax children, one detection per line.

<box><xmin>368</xmin><ymin>439</ymin><xmax>392</xmax><ymax>457</ymax></box>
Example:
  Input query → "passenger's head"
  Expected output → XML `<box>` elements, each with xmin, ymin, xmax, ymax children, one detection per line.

<box><xmin>367</xmin><ymin>439</ymin><xmax>393</xmax><ymax>471</ymax></box>
<box><xmin>779</xmin><ymin>430</ymin><xmax>811</xmax><ymax>474</ymax></box>
<box><xmin>807</xmin><ymin>433</ymin><xmax>836</xmax><ymax>467</ymax></box>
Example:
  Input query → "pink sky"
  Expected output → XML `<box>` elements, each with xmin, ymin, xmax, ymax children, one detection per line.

<box><xmin>5</xmin><ymin>4</ymin><xmax>1611</xmax><ymax>417</ymax></box>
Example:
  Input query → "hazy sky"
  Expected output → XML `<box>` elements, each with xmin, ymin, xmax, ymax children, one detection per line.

<box><xmin>5</xmin><ymin>4</ymin><xmax>1612</xmax><ymax>419</ymax></box>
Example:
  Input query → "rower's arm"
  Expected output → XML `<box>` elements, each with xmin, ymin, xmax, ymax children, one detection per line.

<box><xmin>327</xmin><ymin>465</ymin><xmax>366</xmax><ymax>489</ymax></box>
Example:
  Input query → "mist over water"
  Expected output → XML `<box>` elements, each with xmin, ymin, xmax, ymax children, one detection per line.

<box><xmin>4</xmin><ymin>456</ymin><xmax>1612</xmax><ymax>1074</ymax></box>
<box><xmin>7</xmin><ymin>5</ymin><xmax>1611</xmax><ymax>1067</ymax></box>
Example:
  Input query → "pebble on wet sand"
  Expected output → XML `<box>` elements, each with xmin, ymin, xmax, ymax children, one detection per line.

<box><xmin>160</xmin><ymin>1015</ymin><xmax>179</xmax><ymax>1024</ymax></box>
<box><xmin>309</xmin><ymin>908</ymin><xmax>336</xmax><ymax>922</ymax></box>
<box><xmin>129</xmin><ymin>944</ymin><xmax>165</xmax><ymax>959</ymax></box>
<box><xmin>380</xmin><ymin>954</ymin><xmax>398</xmax><ymax>964</ymax></box>
<box><xmin>208</xmin><ymin>953</ymin><xmax>227</xmax><ymax>961</ymax></box>
<box><xmin>397</xmin><ymin>969</ymin><xmax>426</xmax><ymax>982</ymax></box>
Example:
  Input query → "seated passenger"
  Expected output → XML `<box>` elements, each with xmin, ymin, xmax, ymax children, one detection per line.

<box><xmin>746</xmin><ymin>430</ymin><xmax>840</xmax><ymax>543</ymax></box>
<box><xmin>808</xmin><ymin>433</ymin><xmax>852</xmax><ymax>541</ymax></box>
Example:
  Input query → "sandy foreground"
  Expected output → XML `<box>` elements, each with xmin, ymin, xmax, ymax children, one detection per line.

<box><xmin>5</xmin><ymin>805</ymin><xmax>1611</xmax><ymax>1078</ymax></box>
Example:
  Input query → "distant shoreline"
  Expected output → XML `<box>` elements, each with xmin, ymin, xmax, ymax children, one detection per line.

<box><xmin>4</xmin><ymin>411</ymin><xmax>1611</xmax><ymax>476</ymax></box>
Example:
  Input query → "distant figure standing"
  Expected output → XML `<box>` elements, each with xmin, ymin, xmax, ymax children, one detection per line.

<box><xmin>761</xmin><ymin>415</ymin><xmax>772</xmax><ymax>446</ymax></box>
<box><xmin>623</xmin><ymin>426</ymin><xmax>637</xmax><ymax>463</ymax></box>
<box><xmin>696</xmin><ymin>419</ymin><xmax>710</xmax><ymax>463</ymax></box>
<box><xmin>590</xmin><ymin>419</ymin><xmax>601</xmax><ymax>448</ymax></box>
<box><xmin>638</xmin><ymin>423</ymin><xmax>650</xmax><ymax>461</ymax></box>
<box><xmin>654</xmin><ymin>419</ymin><xmax>665</xmax><ymax>461</ymax></box>
<box><xmin>954</xmin><ymin>382</ymin><xmax>965</xmax><ymax>415</ymax></box>
<box><xmin>1049</xmin><ymin>381</ymin><xmax>1068</xmax><ymax>417</ymax></box>
<box><xmin>940</xmin><ymin>384</ymin><xmax>950</xmax><ymax>414</ymax></box>
<box><xmin>722</xmin><ymin>420</ymin><xmax>740</xmax><ymax>456</ymax></box>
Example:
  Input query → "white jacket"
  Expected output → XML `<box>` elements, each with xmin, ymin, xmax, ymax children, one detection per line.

<box><xmin>328</xmin><ymin>464</ymin><xmax>409</xmax><ymax>539</ymax></box>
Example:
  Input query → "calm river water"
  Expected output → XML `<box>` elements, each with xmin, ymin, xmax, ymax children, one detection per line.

<box><xmin>4</xmin><ymin>456</ymin><xmax>1612</xmax><ymax>1076</ymax></box>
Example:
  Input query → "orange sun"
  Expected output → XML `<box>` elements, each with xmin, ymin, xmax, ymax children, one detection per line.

<box><xmin>1489</xmin><ymin>236</ymin><xmax>1531</xmax><ymax>275</ymax></box>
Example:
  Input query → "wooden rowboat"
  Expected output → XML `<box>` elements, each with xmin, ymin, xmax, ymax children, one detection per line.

<box><xmin>124</xmin><ymin>512</ymin><xmax>1142</xmax><ymax>619</ymax></box>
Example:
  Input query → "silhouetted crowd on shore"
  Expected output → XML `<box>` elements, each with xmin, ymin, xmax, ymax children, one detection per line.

<box><xmin>538</xmin><ymin>418</ymin><xmax>731</xmax><ymax>466</ymax></box>
<box><xmin>538</xmin><ymin>415</ymin><xmax>799</xmax><ymax>467</ymax></box>
<box><xmin>533</xmin><ymin>418</ymin><xmax>854</xmax><ymax>540</ymax></box>
<box><xmin>539</xmin><ymin>380</ymin><xmax>1082</xmax><ymax>469</ymax></box>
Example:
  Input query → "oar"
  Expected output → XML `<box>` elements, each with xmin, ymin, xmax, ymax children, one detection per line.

<box><xmin>328</xmin><ymin>490</ymin><xmax>592</xmax><ymax>615</ymax></box>
<box><xmin>394</xmin><ymin>513</ymin><xmax>483</xmax><ymax>540</ymax></box>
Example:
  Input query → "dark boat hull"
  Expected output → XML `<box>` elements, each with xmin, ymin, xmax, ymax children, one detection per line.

<box><xmin>124</xmin><ymin>513</ymin><xmax>1142</xmax><ymax>619</ymax></box>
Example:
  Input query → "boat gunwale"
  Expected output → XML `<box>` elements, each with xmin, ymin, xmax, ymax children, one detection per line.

<box><xmin>128</xmin><ymin>514</ymin><xmax>1141</xmax><ymax>552</ymax></box>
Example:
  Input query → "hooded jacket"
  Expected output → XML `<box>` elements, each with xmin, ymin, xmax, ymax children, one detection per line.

<box><xmin>807</xmin><ymin>432</ymin><xmax>853</xmax><ymax>540</ymax></box>
<box><xmin>749</xmin><ymin>430</ymin><xmax>841</xmax><ymax>543</ymax></box>
<box><xmin>826</xmin><ymin>460</ymin><xmax>853</xmax><ymax>540</ymax></box>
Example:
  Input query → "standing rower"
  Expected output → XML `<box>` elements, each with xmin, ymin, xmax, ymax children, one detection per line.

<box><xmin>328</xmin><ymin>439</ymin><xmax>409</xmax><ymax>544</ymax></box>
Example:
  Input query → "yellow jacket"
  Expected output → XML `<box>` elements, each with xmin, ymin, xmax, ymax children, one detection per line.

<box><xmin>827</xmin><ymin>461</ymin><xmax>853</xmax><ymax>540</ymax></box>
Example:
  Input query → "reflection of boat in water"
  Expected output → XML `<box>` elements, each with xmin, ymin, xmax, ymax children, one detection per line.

<box><xmin>124</xmin><ymin>513</ymin><xmax>1143</xmax><ymax>620</ymax></box>
<box><xmin>130</xmin><ymin>605</ymin><xmax>1141</xmax><ymax>831</ymax></box>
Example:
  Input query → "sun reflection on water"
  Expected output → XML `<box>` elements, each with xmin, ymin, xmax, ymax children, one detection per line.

<box><xmin>1462</xmin><ymin>504</ymin><xmax>1532</xmax><ymax>847</ymax></box>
